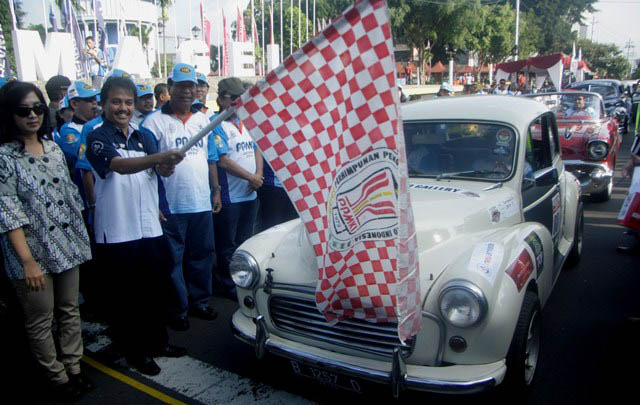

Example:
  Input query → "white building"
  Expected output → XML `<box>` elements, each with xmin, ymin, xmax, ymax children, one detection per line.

<box><xmin>77</xmin><ymin>0</ymin><xmax>164</xmax><ymax>74</ymax></box>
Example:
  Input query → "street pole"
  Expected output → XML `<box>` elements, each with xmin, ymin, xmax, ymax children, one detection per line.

<box><xmin>514</xmin><ymin>0</ymin><xmax>520</xmax><ymax>61</ymax></box>
<box><xmin>591</xmin><ymin>15</ymin><xmax>597</xmax><ymax>42</ymax></box>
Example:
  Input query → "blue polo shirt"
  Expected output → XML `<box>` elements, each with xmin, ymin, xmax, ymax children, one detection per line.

<box><xmin>75</xmin><ymin>115</ymin><xmax>104</xmax><ymax>172</ymax></box>
<box><xmin>86</xmin><ymin>119</ymin><xmax>163</xmax><ymax>244</ymax></box>
<box><xmin>58</xmin><ymin>116</ymin><xmax>86</xmax><ymax>172</ymax></box>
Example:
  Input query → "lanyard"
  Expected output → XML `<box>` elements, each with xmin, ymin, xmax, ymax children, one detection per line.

<box><xmin>231</xmin><ymin>118</ymin><xmax>243</xmax><ymax>134</ymax></box>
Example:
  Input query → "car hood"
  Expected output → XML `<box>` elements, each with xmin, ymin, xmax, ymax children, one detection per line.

<box><xmin>261</xmin><ymin>180</ymin><xmax>521</xmax><ymax>294</ymax></box>
<box><xmin>556</xmin><ymin>120</ymin><xmax>603</xmax><ymax>160</ymax></box>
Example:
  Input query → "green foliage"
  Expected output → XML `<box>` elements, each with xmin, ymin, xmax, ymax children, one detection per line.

<box><xmin>129</xmin><ymin>25</ymin><xmax>153</xmax><ymax>48</ymax></box>
<box><xmin>151</xmin><ymin>56</ymin><xmax>174</xmax><ymax>78</ymax></box>
<box><xmin>572</xmin><ymin>39</ymin><xmax>632</xmax><ymax>79</ymax></box>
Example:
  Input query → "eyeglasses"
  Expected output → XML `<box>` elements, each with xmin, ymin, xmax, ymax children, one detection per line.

<box><xmin>14</xmin><ymin>103</ymin><xmax>48</xmax><ymax>118</ymax></box>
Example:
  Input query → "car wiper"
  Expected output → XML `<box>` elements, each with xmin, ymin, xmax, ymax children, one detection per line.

<box><xmin>436</xmin><ymin>170</ymin><xmax>505</xmax><ymax>180</ymax></box>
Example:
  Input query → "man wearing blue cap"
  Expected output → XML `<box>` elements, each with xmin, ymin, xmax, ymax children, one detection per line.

<box><xmin>141</xmin><ymin>63</ymin><xmax>221</xmax><ymax>330</ymax></box>
<box><xmin>193</xmin><ymin>72</ymin><xmax>212</xmax><ymax>118</ymax></box>
<box><xmin>132</xmin><ymin>83</ymin><xmax>155</xmax><ymax>126</ymax></box>
<box><xmin>84</xmin><ymin>36</ymin><xmax>107</xmax><ymax>89</ymax></box>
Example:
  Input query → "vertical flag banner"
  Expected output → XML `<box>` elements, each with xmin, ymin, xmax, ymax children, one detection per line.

<box><xmin>200</xmin><ymin>1</ymin><xmax>211</xmax><ymax>51</ymax></box>
<box><xmin>235</xmin><ymin>0</ymin><xmax>421</xmax><ymax>341</ymax></box>
<box><xmin>49</xmin><ymin>2</ymin><xmax>59</xmax><ymax>32</ymax></box>
<box><xmin>69</xmin><ymin>2</ymin><xmax>88</xmax><ymax>79</ymax></box>
<box><xmin>61</xmin><ymin>0</ymin><xmax>70</xmax><ymax>32</ymax></box>
<box><xmin>95</xmin><ymin>0</ymin><xmax>107</xmax><ymax>52</ymax></box>
<box><xmin>237</xmin><ymin>6</ymin><xmax>247</xmax><ymax>42</ymax></box>
<box><xmin>0</xmin><ymin>21</ymin><xmax>9</xmax><ymax>77</ymax></box>
<box><xmin>222</xmin><ymin>10</ymin><xmax>230</xmax><ymax>76</ymax></box>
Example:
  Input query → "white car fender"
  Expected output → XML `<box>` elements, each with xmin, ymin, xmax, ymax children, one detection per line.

<box><xmin>422</xmin><ymin>223</ymin><xmax>552</xmax><ymax>365</ymax></box>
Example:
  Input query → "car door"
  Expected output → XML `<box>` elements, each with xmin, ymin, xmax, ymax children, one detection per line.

<box><xmin>522</xmin><ymin>113</ymin><xmax>563</xmax><ymax>253</ymax></box>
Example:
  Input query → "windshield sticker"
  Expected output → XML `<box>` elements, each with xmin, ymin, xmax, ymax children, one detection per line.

<box><xmin>409</xmin><ymin>183</ymin><xmax>480</xmax><ymax>198</ymax></box>
<box><xmin>496</xmin><ymin>129</ymin><xmax>512</xmax><ymax>146</ymax></box>
<box><xmin>327</xmin><ymin>148</ymin><xmax>399</xmax><ymax>251</ymax></box>
<box><xmin>492</xmin><ymin>146</ymin><xmax>510</xmax><ymax>156</ymax></box>
<box><xmin>488</xmin><ymin>197</ymin><xmax>519</xmax><ymax>224</ymax></box>
<box><xmin>525</xmin><ymin>232</ymin><xmax>544</xmax><ymax>275</ymax></box>
<box><xmin>506</xmin><ymin>249</ymin><xmax>534</xmax><ymax>292</ymax></box>
<box><xmin>468</xmin><ymin>242</ymin><xmax>504</xmax><ymax>284</ymax></box>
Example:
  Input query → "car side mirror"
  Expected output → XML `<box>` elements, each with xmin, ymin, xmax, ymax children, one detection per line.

<box><xmin>534</xmin><ymin>167</ymin><xmax>558</xmax><ymax>187</ymax></box>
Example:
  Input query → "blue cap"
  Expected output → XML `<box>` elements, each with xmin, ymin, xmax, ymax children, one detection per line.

<box><xmin>169</xmin><ymin>63</ymin><xmax>197</xmax><ymax>84</ymax></box>
<box><xmin>136</xmin><ymin>83</ymin><xmax>154</xmax><ymax>97</ymax></box>
<box><xmin>105</xmin><ymin>69</ymin><xmax>131</xmax><ymax>79</ymax></box>
<box><xmin>0</xmin><ymin>77</ymin><xmax>16</xmax><ymax>89</ymax></box>
<box><xmin>67</xmin><ymin>81</ymin><xmax>100</xmax><ymax>100</ymax></box>
<box><xmin>196</xmin><ymin>72</ymin><xmax>208</xmax><ymax>84</ymax></box>
<box><xmin>59</xmin><ymin>96</ymin><xmax>71</xmax><ymax>110</ymax></box>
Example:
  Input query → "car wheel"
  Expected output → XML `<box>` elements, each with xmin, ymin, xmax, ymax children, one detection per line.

<box><xmin>590</xmin><ymin>178</ymin><xmax>613</xmax><ymax>202</ymax></box>
<box><xmin>565</xmin><ymin>203</ymin><xmax>583</xmax><ymax>268</ymax></box>
<box><xmin>503</xmin><ymin>291</ymin><xmax>541</xmax><ymax>392</ymax></box>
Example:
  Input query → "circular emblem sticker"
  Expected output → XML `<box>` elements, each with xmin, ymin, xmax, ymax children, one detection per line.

<box><xmin>496</xmin><ymin>129</ymin><xmax>512</xmax><ymax>143</ymax></box>
<box><xmin>327</xmin><ymin>148</ymin><xmax>399</xmax><ymax>251</ymax></box>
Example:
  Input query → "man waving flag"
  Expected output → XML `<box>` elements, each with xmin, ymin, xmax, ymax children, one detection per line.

<box><xmin>234</xmin><ymin>0</ymin><xmax>421</xmax><ymax>341</ymax></box>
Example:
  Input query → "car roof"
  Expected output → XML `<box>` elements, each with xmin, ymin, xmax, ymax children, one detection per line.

<box><xmin>570</xmin><ymin>79</ymin><xmax>621</xmax><ymax>87</ymax></box>
<box><xmin>401</xmin><ymin>95</ymin><xmax>548</xmax><ymax>130</ymax></box>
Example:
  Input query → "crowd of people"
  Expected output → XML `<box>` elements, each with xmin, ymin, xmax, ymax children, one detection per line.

<box><xmin>0</xmin><ymin>63</ymin><xmax>297</xmax><ymax>402</ymax></box>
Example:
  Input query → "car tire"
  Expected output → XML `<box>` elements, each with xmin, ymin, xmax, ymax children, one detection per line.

<box><xmin>565</xmin><ymin>203</ymin><xmax>583</xmax><ymax>268</ymax></box>
<box><xmin>503</xmin><ymin>291</ymin><xmax>541</xmax><ymax>393</ymax></box>
<box><xmin>590</xmin><ymin>179</ymin><xmax>613</xmax><ymax>202</ymax></box>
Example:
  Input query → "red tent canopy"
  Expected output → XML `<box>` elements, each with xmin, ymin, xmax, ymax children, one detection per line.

<box><xmin>430</xmin><ymin>61</ymin><xmax>446</xmax><ymax>73</ymax></box>
<box><xmin>496</xmin><ymin>53</ymin><xmax>565</xmax><ymax>73</ymax></box>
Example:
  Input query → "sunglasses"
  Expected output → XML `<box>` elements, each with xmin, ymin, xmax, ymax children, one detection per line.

<box><xmin>223</xmin><ymin>94</ymin><xmax>240</xmax><ymax>101</ymax></box>
<box><xmin>14</xmin><ymin>103</ymin><xmax>48</xmax><ymax>118</ymax></box>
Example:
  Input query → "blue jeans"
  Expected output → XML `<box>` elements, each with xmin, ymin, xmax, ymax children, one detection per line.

<box><xmin>162</xmin><ymin>211</ymin><xmax>215</xmax><ymax>319</ymax></box>
<box><xmin>213</xmin><ymin>199</ymin><xmax>258</xmax><ymax>293</ymax></box>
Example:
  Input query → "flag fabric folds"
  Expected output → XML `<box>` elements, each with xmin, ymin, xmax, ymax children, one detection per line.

<box><xmin>69</xmin><ymin>1</ymin><xmax>88</xmax><ymax>79</ymax></box>
<box><xmin>234</xmin><ymin>0</ymin><xmax>421</xmax><ymax>341</ymax></box>
<box><xmin>222</xmin><ymin>10</ymin><xmax>230</xmax><ymax>76</ymax></box>
<box><xmin>95</xmin><ymin>0</ymin><xmax>107</xmax><ymax>53</ymax></box>
<box><xmin>200</xmin><ymin>1</ymin><xmax>211</xmax><ymax>51</ymax></box>
<box><xmin>237</xmin><ymin>6</ymin><xmax>248</xmax><ymax>42</ymax></box>
<box><xmin>0</xmin><ymin>22</ymin><xmax>10</xmax><ymax>77</ymax></box>
<box><xmin>49</xmin><ymin>2</ymin><xmax>59</xmax><ymax>32</ymax></box>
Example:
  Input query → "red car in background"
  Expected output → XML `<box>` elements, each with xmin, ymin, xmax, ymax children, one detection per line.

<box><xmin>526</xmin><ymin>91</ymin><xmax>621</xmax><ymax>201</ymax></box>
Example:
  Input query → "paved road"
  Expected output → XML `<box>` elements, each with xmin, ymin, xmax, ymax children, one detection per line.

<box><xmin>7</xmin><ymin>135</ymin><xmax>640</xmax><ymax>405</ymax></box>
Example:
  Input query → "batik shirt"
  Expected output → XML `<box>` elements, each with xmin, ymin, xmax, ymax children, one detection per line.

<box><xmin>0</xmin><ymin>140</ymin><xmax>92</xmax><ymax>279</ymax></box>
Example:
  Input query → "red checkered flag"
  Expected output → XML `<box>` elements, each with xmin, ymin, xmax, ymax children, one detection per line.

<box><xmin>235</xmin><ymin>0</ymin><xmax>421</xmax><ymax>341</ymax></box>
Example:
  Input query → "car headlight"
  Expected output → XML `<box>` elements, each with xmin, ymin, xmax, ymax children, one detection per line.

<box><xmin>229</xmin><ymin>250</ymin><xmax>260</xmax><ymax>289</ymax></box>
<box><xmin>438</xmin><ymin>280</ymin><xmax>488</xmax><ymax>328</ymax></box>
<box><xmin>587</xmin><ymin>141</ymin><xmax>608</xmax><ymax>160</ymax></box>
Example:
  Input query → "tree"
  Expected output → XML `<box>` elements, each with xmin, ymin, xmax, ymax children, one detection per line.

<box><xmin>129</xmin><ymin>25</ymin><xmax>153</xmax><ymax>48</ymax></box>
<box><xmin>464</xmin><ymin>4</ymin><xmax>514</xmax><ymax>80</ymax></box>
<box><xmin>27</xmin><ymin>24</ymin><xmax>46</xmax><ymax>43</ymax></box>
<box><xmin>158</xmin><ymin>0</ymin><xmax>173</xmax><ymax>78</ymax></box>
<box><xmin>573</xmin><ymin>39</ymin><xmax>631</xmax><ymax>79</ymax></box>
<box><xmin>0</xmin><ymin>0</ymin><xmax>25</xmax><ymax>74</ymax></box>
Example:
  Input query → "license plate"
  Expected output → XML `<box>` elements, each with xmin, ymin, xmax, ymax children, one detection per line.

<box><xmin>290</xmin><ymin>360</ymin><xmax>363</xmax><ymax>393</ymax></box>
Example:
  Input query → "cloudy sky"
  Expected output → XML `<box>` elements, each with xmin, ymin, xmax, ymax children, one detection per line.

<box><xmin>20</xmin><ymin>0</ymin><xmax>640</xmax><ymax>63</ymax></box>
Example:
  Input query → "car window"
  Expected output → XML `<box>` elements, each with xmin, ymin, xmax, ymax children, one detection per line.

<box><xmin>546</xmin><ymin>114</ymin><xmax>560</xmax><ymax>159</ymax></box>
<box><xmin>403</xmin><ymin>122</ymin><xmax>516</xmax><ymax>181</ymax></box>
<box><xmin>530</xmin><ymin>94</ymin><xmax>602</xmax><ymax>120</ymax></box>
<box><xmin>525</xmin><ymin>116</ymin><xmax>552</xmax><ymax>176</ymax></box>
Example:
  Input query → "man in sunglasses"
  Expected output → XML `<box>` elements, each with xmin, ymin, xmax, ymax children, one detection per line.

<box><xmin>131</xmin><ymin>83</ymin><xmax>155</xmax><ymax>127</ymax></box>
<box><xmin>209</xmin><ymin>77</ymin><xmax>263</xmax><ymax>299</ymax></box>
<box><xmin>141</xmin><ymin>64</ymin><xmax>221</xmax><ymax>331</ymax></box>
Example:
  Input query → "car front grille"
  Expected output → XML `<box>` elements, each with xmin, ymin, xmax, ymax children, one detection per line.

<box><xmin>268</xmin><ymin>294</ymin><xmax>414</xmax><ymax>358</ymax></box>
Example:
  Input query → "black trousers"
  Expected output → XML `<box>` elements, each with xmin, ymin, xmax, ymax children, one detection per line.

<box><xmin>95</xmin><ymin>237</ymin><xmax>169</xmax><ymax>358</ymax></box>
<box><xmin>256</xmin><ymin>184</ymin><xmax>298</xmax><ymax>233</ymax></box>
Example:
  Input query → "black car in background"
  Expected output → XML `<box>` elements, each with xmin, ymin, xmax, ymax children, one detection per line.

<box><xmin>567</xmin><ymin>79</ymin><xmax>632</xmax><ymax>134</ymax></box>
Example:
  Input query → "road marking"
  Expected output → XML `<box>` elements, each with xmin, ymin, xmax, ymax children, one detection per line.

<box><xmin>81</xmin><ymin>322</ymin><xmax>314</xmax><ymax>405</ymax></box>
<box><xmin>584</xmin><ymin>210</ymin><xmax>618</xmax><ymax>219</ymax></box>
<box><xmin>81</xmin><ymin>356</ymin><xmax>187</xmax><ymax>405</ymax></box>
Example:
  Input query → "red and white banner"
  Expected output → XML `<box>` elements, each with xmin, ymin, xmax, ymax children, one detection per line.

<box><xmin>618</xmin><ymin>167</ymin><xmax>640</xmax><ymax>231</ymax></box>
<box><xmin>237</xmin><ymin>6</ymin><xmax>248</xmax><ymax>42</ymax></box>
<box><xmin>222</xmin><ymin>10</ymin><xmax>230</xmax><ymax>76</ymax></box>
<box><xmin>235</xmin><ymin>0</ymin><xmax>421</xmax><ymax>341</ymax></box>
<box><xmin>200</xmin><ymin>1</ymin><xmax>211</xmax><ymax>51</ymax></box>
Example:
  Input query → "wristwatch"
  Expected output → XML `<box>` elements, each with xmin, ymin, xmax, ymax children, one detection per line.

<box><xmin>212</xmin><ymin>185</ymin><xmax>221</xmax><ymax>193</ymax></box>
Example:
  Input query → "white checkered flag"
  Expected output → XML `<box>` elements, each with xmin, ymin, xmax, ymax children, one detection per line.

<box><xmin>234</xmin><ymin>0</ymin><xmax>420</xmax><ymax>342</ymax></box>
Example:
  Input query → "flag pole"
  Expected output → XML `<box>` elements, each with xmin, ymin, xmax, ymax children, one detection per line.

<box><xmin>9</xmin><ymin>0</ymin><xmax>18</xmax><ymax>30</ymax></box>
<box><xmin>297</xmin><ymin>0</ymin><xmax>300</xmax><ymax>48</ymax></box>
<box><xmin>180</xmin><ymin>108</ymin><xmax>234</xmax><ymax>153</ymax></box>
<box><xmin>305</xmin><ymin>0</ymin><xmax>308</xmax><ymax>42</ymax></box>
<box><xmin>289</xmin><ymin>0</ymin><xmax>292</xmax><ymax>56</ymax></box>
<box><xmin>217</xmin><ymin>0</ymin><xmax>221</xmax><ymax>76</ymax></box>
<box><xmin>261</xmin><ymin>0</ymin><xmax>265</xmax><ymax>76</ymax></box>
<box><xmin>279</xmin><ymin>0</ymin><xmax>283</xmax><ymax>62</ymax></box>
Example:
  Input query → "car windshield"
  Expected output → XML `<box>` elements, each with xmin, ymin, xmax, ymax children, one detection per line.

<box><xmin>529</xmin><ymin>93</ymin><xmax>602</xmax><ymax>119</ymax></box>
<box><xmin>571</xmin><ymin>84</ymin><xmax>616</xmax><ymax>98</ymax></box>
<box><xmin>404</xmin><ymin>122</ymin><xmax>516</xmax><ymax>181</ymax></box>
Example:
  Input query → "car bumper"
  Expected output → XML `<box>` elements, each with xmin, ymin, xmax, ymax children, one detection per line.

<box><xmin>564</xmin><ymin>160</ymin><xmax>612</xmax><ymax>195</ymax></box>
<box><xmin>231</xmin><ymin>310</ymin><xmax>506</xmax><ymax>395</ymax></box>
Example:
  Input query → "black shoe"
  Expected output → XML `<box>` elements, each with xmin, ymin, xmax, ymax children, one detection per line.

<box><xmin>126</xmin><ymin>356</ymin><xmax>161</xmax><ymax>376</ymax></box>
<box><xmin>51</xmin><ymin>381</ymin><xmax>83</xmax><ymax>403</ymax></box>
<box><xmin>153</xmin><ymin>344</ymin><xmax>187</xmax><ymax>358</ymax></box>
<box><xmin>69</xmin><ymin>372</ymin><xmax>95</xmax><ymax>393</ymax></box>
<box><xmin>189</xmin><ymin>305</ymin><xmax>218</xmax><ymax>320</ymax></box>
<box><xmin>167</xmin><ymin>316</ymin><xmax>190</xmax><ymax>331</ymax></box>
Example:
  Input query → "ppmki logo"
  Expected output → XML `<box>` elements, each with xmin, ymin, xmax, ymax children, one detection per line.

<box><xmin>328</xmin><ymin>148</ymin><xmax>399</xmax><ymax>251</ymax></box>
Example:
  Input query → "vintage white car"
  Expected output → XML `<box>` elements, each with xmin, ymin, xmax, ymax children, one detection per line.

<box><xmin>230</xmin><ymin>96</ymin><xmax>583</xmax><ymax>396</ymax></box>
